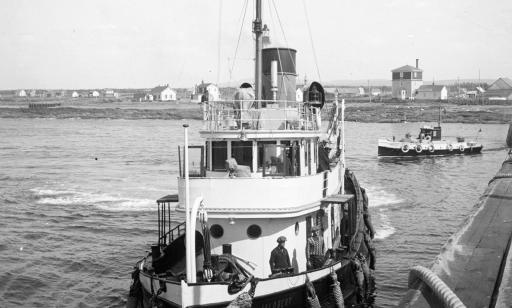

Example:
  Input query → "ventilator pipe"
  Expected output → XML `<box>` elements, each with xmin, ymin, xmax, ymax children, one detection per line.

<box><xmin>408</xmin><ymin>266</ymin><xmax>466</xmax><ymax>308</ymax></box>
<box><xmin>271</xmin><ymin>60</ymin><xmax>278</xmax><ymax>101</ymax></box>
<box><xmin>186</xmin><ymin>196</ymin><xmax>204</xmax><ymax>283</ymax></box>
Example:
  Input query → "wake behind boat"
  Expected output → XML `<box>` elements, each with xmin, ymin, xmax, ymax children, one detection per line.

<box><xmin>127</xmin><ymin>1</ymin><xmax>376</xmax><ymax>307</ymax></box>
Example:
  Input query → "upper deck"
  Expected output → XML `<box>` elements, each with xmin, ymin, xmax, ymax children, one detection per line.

<box><xmin>201</xmin><ymin>100</ymin><xmax>327</xmax><ymax>133</ymax></box>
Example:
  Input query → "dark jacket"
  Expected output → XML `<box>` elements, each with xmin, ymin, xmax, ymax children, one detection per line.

<box><xmin>269</xmin><ymin>246</ymin><xmax>291</xmax><ymax>273</ymax></box>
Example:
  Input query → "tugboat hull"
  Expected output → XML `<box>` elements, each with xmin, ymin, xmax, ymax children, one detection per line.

<box><xmin>136</xmin><ymin>257</ymin><xmax>369</xmax><ymax>308</ymax></box>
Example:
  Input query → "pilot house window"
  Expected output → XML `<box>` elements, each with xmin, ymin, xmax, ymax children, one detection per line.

<box><xmin>231</xmin><ymin>141</ymin><xmax>253</xmax><ymax>171</ymax></box>
<box><xmin>211</xmin><ymin>141</ymin><xmax>227</xmax><ymax>171</ymax></box>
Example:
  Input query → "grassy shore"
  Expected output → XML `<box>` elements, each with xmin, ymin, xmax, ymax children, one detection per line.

<box><xmin>1</xmin><ymin>98</ymin><xmax>511</xmax><ymax>123</ymax></box>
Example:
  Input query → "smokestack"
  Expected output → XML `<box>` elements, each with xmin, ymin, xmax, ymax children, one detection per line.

<box><xmin>416</xmin><ymin>59</ymin><xmax>419</xmax><ymax>69</ymax></box>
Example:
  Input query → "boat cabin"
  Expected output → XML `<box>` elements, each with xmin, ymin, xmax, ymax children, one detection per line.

<box><xmin>419</xmin><ymin>125</ymin><xmax>442</xmax><ymax>141</ymax></box>
<box><xmin>181</xmin><ymin>137</ymin><xmax>331</xmax><ymax>178</ymax></box>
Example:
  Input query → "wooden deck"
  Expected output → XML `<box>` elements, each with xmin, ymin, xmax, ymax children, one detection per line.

<box><xmin>400</xmin><ymin>158</ymin><xmax>512</xmax><ymax>307</ymax></box>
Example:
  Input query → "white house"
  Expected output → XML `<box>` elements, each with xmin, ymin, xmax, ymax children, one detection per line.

<box><xmin>150</xmin><ymin>85</ymin><xmax>176</xmax><ymax>101</ymax></box>
<box><xmin>414</xmin><ymin>85</ymin><xmax>448</xmax><ymax>100</ymax></box>
<box><xmin>296</xmin><ymin>88</ymin><xmax>303</xmax><ymax>102</ymax></box>
<box><xmin>89</xmin><ymin>90</ymin><xmax>100</xmax><ymax>97</ymax></box>
<box><xmin>103</xmin><ymin>89</ymin><xmax>119</xmax><ymax>98</ymax></box>
<box><xmin>194</xmin><ymin>81</ymin><xmax>220</xmax><ymax>102</ymax></box>
<box><xmin>370</xmin><ymin>88</ymin><xmax>381</xmax><ymax>96</ymax></box>
<box><xmin>71</xmin><ymin>91</ymin><xmax>79</xmax><ymax>98</ymax></box>
<box><xmin>18</xmin><ymin>89</ymin><xmax>27</xmax><ymax>97</ymax></box>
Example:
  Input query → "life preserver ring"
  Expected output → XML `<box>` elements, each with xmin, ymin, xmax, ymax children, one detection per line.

<box><xmin>448</xmin><ymin>144</ymin><xmax>453</xmax><ymax>151</ymax></box>
<box><xmin>428</xmin><ymin>144</ymin><xmax>435</xmax><ymax>153</ymax></box>
<box><xmin>459</xmin><ymin>144</ymin><xmax>465</xmax><ymax>152</ymax></box>
<box><xmin>425</xmin><ymin>135</ymin><xmax>432</xmax><ymax>142</ymax></box>
<box><xmin>415</xmin><ymin>145</ymin><xmax>422</xmax><ymax>153</ymax></box>
<box><xmin>401</xmin><ymin>144</ymin><xmax>409</xmax><ymax>153</ymax></box>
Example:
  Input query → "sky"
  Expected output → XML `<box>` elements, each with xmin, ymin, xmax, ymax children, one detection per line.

<box><xmin>1</xmin><ymin>0</ymin><xmax>511</xmax><ymax>89</ymax></box>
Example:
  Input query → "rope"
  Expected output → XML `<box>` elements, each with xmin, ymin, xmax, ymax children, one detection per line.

<box><xmin>216</xmin><ymin>0</ymin><xmax>223</xmax><ymax>84</ymax></box>
<box><xmin>489</xmin><ymin>173</ymin><xmax>512</xmax><ymax>184</ymax></box>
<box><xmin>408</xmin><ymin>266</ymin><xmax>466</xmax><ymax>308</ymax></box>
<box><xmin>301</xmin><ymin>0</ymin><xmax>321</xmax><ymax>82</ymax></box>
<box><xmin>229</xmin><ymin>0</ymin><xmax>249</xmax><ymax>82</ymax></box>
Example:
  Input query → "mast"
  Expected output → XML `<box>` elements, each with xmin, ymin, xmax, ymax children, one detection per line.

<box><xmin>253</xmin><ymin>0</ymin><xmax>263</xmax><ymax>104</ymax></box>
<box><xmin>438</xmin><ymin>105</ymin><xmax>442</xmax><ymax>127</ymax></box>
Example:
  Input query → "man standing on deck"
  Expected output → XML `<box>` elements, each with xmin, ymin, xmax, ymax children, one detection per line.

<box><xmin>307</xmin><ymin>226</ymin><xmax>325</xmax><ymax>269</ymax></box>
<box><xmin>269</xmin><ymin>236</ymin><xmax>291</xmax><ymax>274</ymax></box>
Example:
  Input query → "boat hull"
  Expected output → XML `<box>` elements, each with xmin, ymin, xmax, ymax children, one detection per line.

<box><xmin>378</xmin><ymin>145</ymin><xmax>483</xmax><ymax>157</ymax></box>
<box><xmin>137</xmin><ymin>259</ymin><xmax>367</xmax><ymax>308</ymax></box>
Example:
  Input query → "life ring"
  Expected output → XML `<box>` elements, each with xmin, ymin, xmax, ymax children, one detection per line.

<box><xmin>415</xmin><ymin>145</ymin><xmax>422</xmax><ymax>153</ymax></box>
<box><xmin>428</xmin><ymin>144</ymin><xmax>435</xmax><ymax>153</ymax></box>
<box><xmin>459</xmin><ymin>144</ymin><xmax>465</xmax><ymax>152</ymax></box>
<box><xmin>448</xmin><ymin>144</ymin><xmax>453</xmax><ymax>151</ymax></box>
<box><xmin>425</xmin><ymin>135</ymin><xmax>432</xmax><ymax>142</ymax></box>
<box><xmin>401</xmin><ymin>144</ymin><xmax>409</xmax><ymax>153</ymax></box>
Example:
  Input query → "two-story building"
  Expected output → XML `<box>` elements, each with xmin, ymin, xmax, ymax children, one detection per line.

<box><xmin>392</xmin><ymin>59</ymin><xmax>423</xmax><ymax>100</ymax></box>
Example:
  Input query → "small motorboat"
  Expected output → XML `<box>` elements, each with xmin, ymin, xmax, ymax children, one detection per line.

<box><xmin>378</xmin><ymin>125</ymin><xmax>483</xmax><ymax>157</ymax></box>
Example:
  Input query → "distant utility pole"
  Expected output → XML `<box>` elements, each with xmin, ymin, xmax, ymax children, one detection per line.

<box><xmin>457</xmin><ymin>76</ymin><xmax>460</xmax><ymax>97</ymax></box>
<box><xmin>368</xmin><ymin>80</ymin><xmax>371</xmax><ymax>103</ymax></box>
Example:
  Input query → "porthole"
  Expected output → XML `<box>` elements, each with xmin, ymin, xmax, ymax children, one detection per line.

<box><xmin>247</xmin><ymin>224</ymin><xmax>262</xmax><ymax>239</ymax></box>
<box><xmin>210</xmin><ymin>224</ymin><xmax>224</xmax><ymax>238</ymax></box>
<box><xmin>295</xmin><ymin>222</ymin><xmax>300</xmax><ymax>235</ymax></box>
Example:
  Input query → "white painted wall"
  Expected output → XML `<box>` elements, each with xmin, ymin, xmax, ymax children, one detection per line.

<box><xmin>177</xmin><ymin>164</ymin><xmax>341</xmax><ymax>213</ymax></box>
<box><xmin>161</xmin><ymin>88</ymin><xmax>177</xmax><ymax>101</ymax></box>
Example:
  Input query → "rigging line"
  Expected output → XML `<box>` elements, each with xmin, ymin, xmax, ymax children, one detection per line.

<box><xmin>217</xmin><ymin>0</ymin><xmax>223</xmax><ymax>84</ymax></box>
<box><xmin>271</xmin><ymin>0</ymin><xmax>296</xmax><ymax>71</ymax></box>
<box><xmin>229</xmin><ymin>0</ymin><xmax>249</xmax><ymax>82</ymax></box>
<box><xmin>301</xmin><ymin>0</ymin><xmax>321</xmax><ymax>82</ymax></box>
<box><xmin>271</xmin><ymin>0</ymin><xmax>297</xmax><ymax>93</ymax></box>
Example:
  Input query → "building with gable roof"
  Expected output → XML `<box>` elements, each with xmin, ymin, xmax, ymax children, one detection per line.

<box><xmin>193</xmin><ymin>81</ymin><xmax>220</xmax><ymax>102</ymax></box>
<box><xmin>484</xmin><ymin>77</ymin><xmax>512</xmax><ymax>101</ymax></box>
<box><xmin>391</xmin><ymin>59</ymin><xmax>423</xmax><ymax>100</ymax></box>
<box><xmin>150</xmin><ymin>84</ymin><xmax>176</xmax><ymax>101</ymax></box>
<box><xmin>415</xmin><ymin>84</ymin><xmax>448</xmax><ymax>100</ymax></box>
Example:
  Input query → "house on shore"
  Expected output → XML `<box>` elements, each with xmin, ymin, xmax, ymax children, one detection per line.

<box><xmin>71</xmin><ymin>91</ymin><xmax>79</xmax><ymax>98</ymax></box>
<box><xmin>296</xmin><ymin>87</ymin><xmax>303</xmax><ymax>102</ymax></box>
<box><xmin>149</xmin><ymin>85</ymin><xmax>176</xmax><ymax>101</ymax></box>
<box><xmin>89</xmin><ymin>90</ymin><xmax>100</xmax><ymax>98</ymax></box>
<box><xmin>193</xmin><ymin>81</ymin><xmax>220</xmax><ymax>102</ymax></box>
<box><xmin>484</xmin><ymin>77</ymin><xmax>512</xmax><ymax>101</ymax></box>
<box><xmin>17</xmin><ymin>89</ymin><xmax>27</xmax><ymax>97</ymax></box>
<box><xmin>103</xmin><ymin>89</ymin><xmax>119</xmax><ymax>98</ymax></box>
<box><xmin>415</xmin><ymin>85</ymin><xmax>448</xmax><ymax>100</ymax></box>
<box><xmin>391</xmin><ymin>59</ymin><xmax>423</xmax><ymax>100</ymax></box>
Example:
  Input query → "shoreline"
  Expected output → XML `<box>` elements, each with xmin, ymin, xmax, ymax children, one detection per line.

<box><xmin>1</xmin><ymin>102</ymin><xmax>511</xmax><ymax>123</ymax></box>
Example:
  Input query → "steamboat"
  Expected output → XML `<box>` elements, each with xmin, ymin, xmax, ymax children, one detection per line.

<box><xmin>128</xmin><ymin>1</ymin><xmax>375</xmax><ymax>307</ymax></box>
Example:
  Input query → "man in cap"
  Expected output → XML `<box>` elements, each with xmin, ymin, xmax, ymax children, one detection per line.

<box><xmin>269</xmin><ymin>236</ymin><xmax>291</xmax><ymax>274</ymax></box>
<box><xmin>307</xmin><ymin>225</ymin><xmax>325</xmax><ymax>269</ymax></box>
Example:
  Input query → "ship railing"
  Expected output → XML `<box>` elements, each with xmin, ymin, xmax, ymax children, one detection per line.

<box><xmin>157</xmin><ymin>194</ymin><xmax>184</xmax><ymax>246</ymax></box>
<box><xmin>201</xmin><ymin>100</ymin><xmax>321</xmax><ymax>131</ymax></box>
<box><xmin>159</xmin><ymin>221</ymin><xmax>186</xmax><ymax>246</ymax></box>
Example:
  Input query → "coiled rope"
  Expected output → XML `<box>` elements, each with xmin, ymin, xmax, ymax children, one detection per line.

<box><xmin>408</xmin><ymin>266</ymin><xmax>466</xmax><ymax>308</ymax></box>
